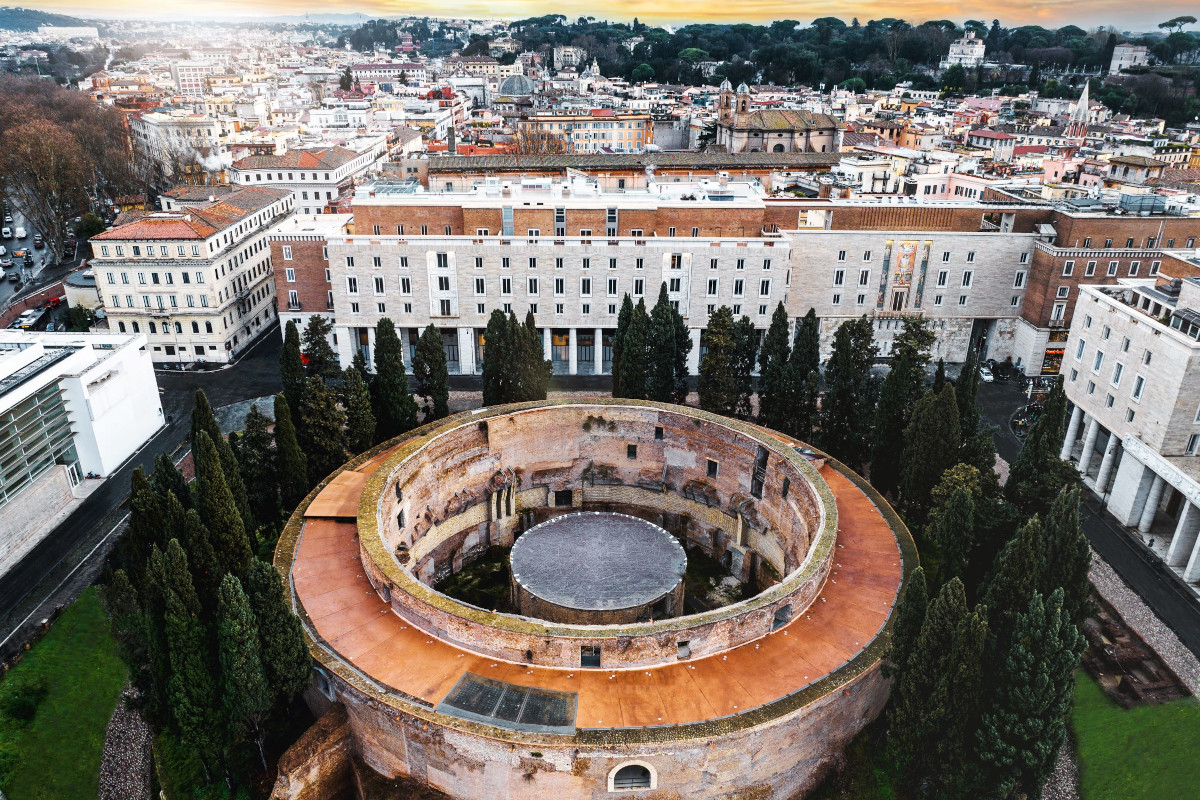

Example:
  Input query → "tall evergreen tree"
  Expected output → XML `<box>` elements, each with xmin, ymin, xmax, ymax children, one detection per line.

<box><xmin>341</xmin><ymin>366</ymin><xmax>376</xmax><ymax>454</ymax></box>
<box><xmin>670</xmin><ymin>300</ymin><xmax>692</xmax><ymax>404</ymax></box>
<box><xmin>481</xmin><ymin>309</ymin><xmax>513</xmax><ymax>406</ymax></box>
<box><xmin>882</xmin><ymin>566</ymin><xmax>928</xmax><ymax>680</ymax></box>
<box><xmin>274</xmin><ymin>394</ymin><xmax>309</xmax><ymax>510</ymax></box>
<box><xmin>301</xmin><ymin>314</ymin><xmax>340</xmax><ymax>381</ymax></box>
<box><xmin>238</xmin><ymin>403</ymin><xmax>279</xmax><ymax>526</ymax></box>
<box><xmin>731</xmin><ymin>314</ymin><xmax>758</xmax><ymax>419</ymax></box>
<box><xmin>818</xmin><ymin>316</ymin><xmax>879</xmax><ymax>471</ymax></box>
<box><xmin>216</xmin><ymin>574</ymin><xmax>273</xmax><ymax>770</ymax></box>
<box><xmin>611</xmin><ymin>294</ymin><xmax>634</xmax><ymax>397</ymax></box>
<box><xmin>350</xmin><ymin>347</ymin><xmax>372</xmax><ymax>387</ymax></box>
<box><xmin>932</xmin><ymin>487</ymin><xmax>976</xmax><ymax>585</ymax></box>
<box><xmin>888</xmin><ymin>577</ymin><xmax>989</xmax><ymax>795</ymax></box>
<box><xmin>192</xmin><ymin>390</ymin><xmax>253</xmax><ymax>532</ymax></box>
<box><xmin>165</xmin><ymin>491</ymin><xmax>222</xmax><ymax>615</ymax></box>
<box><xmin>1039</xmin><ymin>485</ymin><xmax>1091</xmax><ymax>627</ymax></box>
<box><xmin>647</xmin><ymin>283</ymin><xmax>680</xmax><ymax>403</ymax></box>
<box><xmin>791</xmin><ymin>308</ymin><xmax>821</xmax><ymax>376</ymax></box>
<box><xmin>412</xmin><ymin>324</ymin><xmax>450</xmax><ymax>421</ymax></box>
<box><xmin>957</xmin><ymin>347</ymin><xmax>982</xmax><ymax>440</ymax></box>
<box><xmin>194</xmin><ymin>430</ymin><xmax>253</xmax><ymax>579</ymax></box>
<box><xmin>757</xmin><ymin>302</ymin><xmax>792</xmax><ymax>430</ymax></box>
<box><xmin>161</xmin><ymin>540</ymin><xmax>223</xmax><ymax>774</ymax></box>
<box><xmin>698</xmin><ymin>306</ymin><xmax>739</xmax><ymax>416</ymax></box>
<box><xmin>517</xmin><ymin>311</ymin><xmax>551</xmax><ymax>401</ymax></box>
<box><xmin>984</xmin><ymin>517</ymin><xmax>1044</xmax><ymax>646</ymax></box>
<box><xmin>150</xmin><ymin>451</ymin><xmax>191</xmax><ymax>510</ymax></box>
<box><xmin>120</xmin><ymin>467</ymin><xmax>164</xmax><ymax>593</ymax></box>
<box><xmin>140</xmin><ymin>545</ymin><xmax>173</xmax><ymax>724</ymax></box>
<box><xmin>976</xmin><ymin>589</ymin><xmax>1085</xmax><ymax>799</ymax></box>
<box><xmin>1006</xmin><ymin>377</ymin><xmax>1075</xmax><ymax>516</ymax></box>
<box><xmin>280</xmin><ymin>320</ymin><xmax>306</xmax><ymax>410</ymax></box>
<box><xmin>299</xmin><ymin>376</ymin><xmax>348</xmax><ymax>486</ymax></box>
<box><xmin>616</xmin><ymin>299</ymin><xmax>650</xmax><ymax>399</ymax></box>
<box><xmin>99</xmin><ymin>569</ymin><xmax>149</xmax><ymax>685</ymax></box>
<box><xmin>244</xmin><ymin>559</ymin><xmax>312</xmax><ymax>703</ymax></box>
<box><xmin>900</xmin><ymin>384</ymin><xmax>962</xmax><ymax>516</ymax></box>
<box><xmin>870</xmin><ymin>318</ymin><xmax>935</xmax><ymax>496</ymax></box>
<box><xmin>371</xmin><ymin>318</ymin><xmax>417</xmax><ymax>440</ymax></box>
<box><xmin>932</xmin><ymin>357</ymin><xmax>947</xmax><ymax>394</ymax></box>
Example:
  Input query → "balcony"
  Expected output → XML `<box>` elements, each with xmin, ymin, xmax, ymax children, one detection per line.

<box><xmin>287</xmin><ymin>300</ymin><xmax>303</xmax><ymax>311</ymax></box>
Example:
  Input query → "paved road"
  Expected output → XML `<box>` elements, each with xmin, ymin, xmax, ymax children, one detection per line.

<box><xmin>0</xmin><ymin>326</ymin><xmax>284</xmax><ymax>659</ymax></box>
<box><xmin>977</xmin><ymin>381</ymin><xmax>1200</xmax><ymax>661</ymax></box>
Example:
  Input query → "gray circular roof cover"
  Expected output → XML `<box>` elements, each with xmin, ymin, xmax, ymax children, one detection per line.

<box><xmin>499</xmin><ymin>73</ymin><xmax>535</xmax><ymax>96</ymax></box>
<box><xmin>510</xmin><ymin>512</ymin><xmax>686</xmax><ymax>612</ymax></box>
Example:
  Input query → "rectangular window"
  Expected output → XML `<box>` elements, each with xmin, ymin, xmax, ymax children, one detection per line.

<box><xmin>580</xmin><ymin>277</ymin><xmax>592</xmax><ymax>296</ymax></box>
<box><xmin>966</xmin><ymin>251</ymin><xmax>976</xmax><ymax>263</ymax></box>
<box><xmin>372</xmin><ymin>256</ymin><xmax>382</xmax><ymax>268</ymax></box>
<box><xmin>759</xmin><ymin>279</ymin><xmax>771</xmax><ymax>296</ymax></box>
<box><xmin>1062</xmin><ymin>260</ymin><xmax>1074</xmax><ymax>276</ymax></box>
<box><xmin>1085</xmin><ymin>261</ymin><xmax>1097</xmax><ymax>276</ymax></box>
<box><xmin>962</xmin><ymin>271</ymin><xmax>973</xmax><ymax>287</ymax></box>
<box><xmin>1057</xmin><ymin>286</ymin><xmax>1070</xmax><ymax>299</ymax></box>
<box><xmin>834</xmin><ymin>269</ymin><xmax>845</xmax><ymax>286</ymax></box>
<box><xmin>837</xmin><ymin>250</ymin><xmax>846</xmax><ymax>262</ymax></box>
<box><xmin>1132</xmin><ymin>375</ymin><xmax>1145</xmax><ymax>401</ymax></box>
<box><xmin>1189</xmin><ymin>435</ymin><xmax>1200</xmax><ymax>455</ymax></box>
<box><xmin>1014</xmin><ymin>270</ymin><xmax>1026</xmax><ymax>288</ymax></box>
<box><xmin>1108</xmin><ymin>261</ymin><xmax>1119</xmax><ymax>276</ymax></box>
<box><xmin>439</xmin><ymin>299</ymin><xmax>452</xmax><ymax>316</ymax></box>
<box><xmin>942</xmin><ymin>251</ymin><xmax>951</xmax><ymax>262</ymax></box>
<box><xmin>347</xmin><ymin>276</ymin><xmax>358</xmax><ymax>294</ymax></box>
<box><xmin>346</xmin><ymin>256</ymin><xmax>354</xmax><ymax>268</ymax></box>
<box><xmin>436</xmin><ymin>253</ymin><xmax>450</xmax><ymax>269</ymax></box>
<box><xmin>863</xmin><ymin>251</ymin><xmax>871</xmax><ymax>261</ymax></box>
<box><xmin>859</xmin><ymin>269</ymin><xmax>870</xmax><ymax>286</ymax></box>
<box><xmin>833</xmin><ymin>293</ymin><xmax>842</xmax><ymax>305</ymax></box>
<box><xmin>1075</xmin><ymin>339</ymin><xmax>1086</xmax><ymax>359</ymax></box>
<box><xmin>634</xmin><ymin>279</ymin><xmax>644</xmax><ymax>295</ymax></box>
<box><xmin>1129</xmin><ymin>261</ymin><xmax>1140</xmax><ymax>276</ymax></box>
<box><xmin>1112</xmin><ymin>363</ymin><xmax>1123</xmax><ymax>386</ymax></box>
<box><xmin>707</xmin><ymin>278</ymin><xmax>718</xmax><ymax>296</ymax></box>
<box><xmin>763</xmin><ymin>259</ymin><xmax>772</xmax><ymax>270</ymax></box>
<box><xmin>1093</xmin><ymin>351</ymin><xmax>1104</xmax><ymax>372</ymax></box>
<box><xmin>958</xmin><ymin>295</ymin><xmax>968</xmax><ymax>306</ymax></box>
<box><xmin>400</xmin><ymin>277</ymin><xmax>412</xmax><ymax>295</ymax></box>
<box><xmin>933</xmin><ymin>294</ymin><xmax>943</xmax><ymax>306</ymax></box>
<box><xmin>707</xmin><ymin>459</ymin><xmax>719</xmax><ymax>478</ymax></box>
<box><xmin>528</xmin><ymin>277</ymin><xmax>539</xmax><ymax>295</ymax></box>
<box><xmin>627</xmin><ymin>444</ymin><xmax>638</xmax><ymax>459</ymax></box>
<box><xmin>733</xmin><ymin>279</ymin><xmax>744</xmax><ymax>297</ymax></box>
<box><xmin>937</xmin><ymin>270</ymin><xmax>948</xmax><ymax>287</ymax></box>
<box><xmin>282</xmin><ymin>245</ymin><xmax>293</xmax><ymax>260</ymax></box>
<box><xmin>608</xmin><ymin>278</ymin><xmax>618</xmax><ymax>296</ymax></box>
<box><xmin>374</xmin><ymin>276</ymin><xmax>385</xmax><ymax>295</ymax></box>
<box><xmin>529</xmin><ymin>257</ymin><xmax>538</xmax><ymax>269</ymax></box>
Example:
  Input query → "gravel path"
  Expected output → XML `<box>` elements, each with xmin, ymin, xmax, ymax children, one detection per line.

<box><xmin>1089</xmin><ymin>556</ymin><xmax>1200</xmax><ymax>695</ymax></box>
<box><xmin>98</xmin><ymin>687</ymin><xmax>152</xmax><ymax>800</ymax></box>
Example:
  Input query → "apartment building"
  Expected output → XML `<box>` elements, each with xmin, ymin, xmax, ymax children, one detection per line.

<box><xmin>272</xmin><ymin>214</ymin><xmax>353</xmax><ymax>334</ymax></box>
<box><xmin>351</xmin><ymin>62</ymin><xmax>428</xmax><ymax>84</ymax></box>
<box><xmin>516</xmin><ymin>110</ymin><xmax>653</xmax><ymax>154</ymax></box>
<box><xmin>170</xmin><ymin>61</ymin><xmax>215</xmax><ymax>96</ymax></box>
<box><xmin>1060</xmin><ymin>270</ymin><xmax>1200</xmax><ymax>588</ymax></box>
<box><xmin>89</xmin><ymin>186</ymin><xmax>293</xmax><ymax>365</ymax></box>
<box><xmin>230</xmin><ymin>138</ymin><xmax>388</xmax><ymax>215</ymax></box>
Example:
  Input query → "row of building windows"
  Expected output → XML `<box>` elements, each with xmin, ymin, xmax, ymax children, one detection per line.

<box><xmin>1061</xmin><ymin>260</ymin><xmax>1161</xmax><ymax>278</ymax></box>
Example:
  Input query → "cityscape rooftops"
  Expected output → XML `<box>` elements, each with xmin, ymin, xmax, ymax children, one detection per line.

<box><xmin>92</xmin><ymin>186</ymin><xmax>289</xmax><ymax>241</ymax></box>
<box><xmin>231</xmin><ymin>146</ymin><xmax>358</xmax><ymax>171</ymax></box>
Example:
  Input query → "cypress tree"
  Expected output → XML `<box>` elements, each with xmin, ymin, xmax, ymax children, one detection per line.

<box><xmin>611</xmin><ymin>294</ymin><xmax>634</xmax><ymax>397</ymax></box>
<box><xmin>900</xmin><ymin>384</ymin><xmax>961</xmax><ymax>517</ymax></box>
<box><xmin>1039</xmin><ymin>485</ymin><xmax>1091</xmax><ymax>627</ymax></box>
<box><xmin>481</xmin><ymin>309</ymin><xmax>512</xmax><ymax>406</ymax></box>
<box><xmin>244</xmin><ymin>559</ymin><xmax>312</xmax><ymax>703</ymax></box>
<box><xmin>932</xmin><ymin>357</ymin><xmax>947</xmax><ymax>394</ymax></box>
<box><xmin>976</xmin><ymin>589</ymin><xmax>1085</xmax><ymax>798</ymax></box>
<box><xmin>280</xmin><ymin>320</ymin><xmax>306</xmax><ymax>409</ymax></box>
<box><xmin>412</xmin><ymin>324</ymin><xmax>450</xmax><ymax>421</ymax></box>
<box><xmin>238</xmin><ymin>403</ymin><xmax>279</xmax><ymax>526</ymax></box>
<box><xmin>794</xmin><ymin>369</ymin><xmax>820</xmax><ymax>442</ymax></box>
<box><xmin>301</xmin><ymin>314</ymin><xmax>340</xmax><ymax>381</ymax></box>
<box><xmin>140</xmin><ymin>545</ymin><xmax>173</xmax><ymax>724</ymax></box>
<box><xmin>350</xmin><ymin>347</ymin><xmax>372</xmax><ymax>387</ymax></box>
<box><xmin>792</xmin><ymin>308</ymin><xmax>820</xmax><ymax>376</ymax></box>
<box><xmin>757</xmin><ymin>302</ymin><xmax>792</xmax><ymax>430</ymax></box>
<box><xmin>616</xmin><ymin>299</ymin><xmax>650</xmax><ymax>400</ymax></box>
<box><xmin>698</xmin><ymin>306</ymin><xmax>739</xmax><ymax>416</ymax></box>
<box><xmin>274</xmin><ymin>394</ymin><xmax>309</xmax><ymax>510</ymax></box>
<box><xmin>932</xmin><ymin>487</ymin><xmax>976</xmax><ymax>585</ymax></box>
<box><xmin>647</xmin><ymin>283</ymin><xmax>679</xmax><ymax>403</ymax></box>
<box><xmin>882</xmin><ymin>566</ymin><xmax>927</xmax><ymax>679</ymax></box>
<box><xmin>518</xmin><ymin>310</ymin><xmax>551</xmax><ymax>401</ymax></box>
<box><xmin>888</xmin><ymin>577</ymin><xmax>989</xmax><ymax>794</ymax></box>
<box><xmin>870</xmin><ymin>318</ymin><xmax>935</xmax><ymax>496</ymax></box>
<box><xmin>162</xmin><ymin>540</ymin><xmax>223</xmax><ymax>774</ymax></box>
<box><xmin>166</xmin><ymin>491</ymin><xmax>222</xmax><ymax>614</ymax></box>
<box><xmin>670</xmin><ymin>300</ymin><xmax>692</xmax><ymax>404</ymax></box>
<box><xmin>957</xmin><ymin>347</ymin><xmax>981</xmax><ymax>440</ymax></box>
<box><xmin>216</xmin><ymin>574</ymin><xmax>273</xmax><ymax>770</ymax></box>
<box><xmin>194</xmin><ymin>430</ymin><xmax>253</xmax><ymax>578</ymax></box>
<box><xmin>299</xmin><ymin>376</ymin><xmax>348</xmax><ymax>485</ymax></box>
<box><xmin>818</xmin><ymin>316</ymin><xmax>879</xmax><ymax>472</ymax></box>
<box><xmin>371</xmin><ymin>318</ymin><xmax>418</xmax><ymax>440</ymax></box>
<box><xmin>150</xmin><ymin>451</ymin><xmax>190</xmax><ymax>510</ymax></box>
<box><xmin>731</xmin><ymin>314</ymin><xmax>758</xmax><ymax>419</ymax></box>
<box><xmin>192</xmin><ymin>389</ymin><xmax>253</xmax><ymax>532</ymax></box>
<box><xmin>99</xmin><ymin>569</ymin><xmax>148</xmax><ymax>683</ymax></box>
<box><xmin>121</xmin><ymin>467</ymin><xmax>164</xmax><ymax>594</ymax></box>
<box><xmin>341</xmin><ymin>366</ymin><xmax>376</xmax><ymax>454</ymax></box>
<box><xmin>1006</xmin><ymin>377</ymin><xmax>1075</xmax><ymax>516</ymax></box>
<box><xmin>984</xmin><ymin>517</ymin><xmax>1044</xmax><ymax>646</ymax></box>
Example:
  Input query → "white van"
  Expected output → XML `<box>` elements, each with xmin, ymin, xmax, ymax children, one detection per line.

<box><xmin>0</xmin><ymin>227</ymin><xmax>10</xmax><ymax>239</ymax></box>
<box><xmin>14</xmin><ymin>227</ymin><xmax>26</xmax><ymax>239</ymax></box>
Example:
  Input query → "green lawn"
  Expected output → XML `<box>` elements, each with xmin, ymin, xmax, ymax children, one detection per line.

<box><xmin>1072</xmin><ymin>670</ymin><xmax>1200</xmax><ymax>800</ymax></box>
<box><xmin>0</xmin><ymin>587</ymin><xmax>127</xmax><ymax>800</ymax></box>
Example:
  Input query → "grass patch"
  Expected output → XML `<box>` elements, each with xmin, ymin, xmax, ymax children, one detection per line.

<box><xmin>1072</xmin><ymin>670</ymin><xmax>1200</xmax><ymax>800</ymax></box>
<box><xmin>0</xmin><ymin>587</ymin><xmax>127</xmax><ymax>799</ymax></box>
<box><xmin>435</xmin><ymin>546</ymin><xmax>515</xmax><ymax>613</ymax></box>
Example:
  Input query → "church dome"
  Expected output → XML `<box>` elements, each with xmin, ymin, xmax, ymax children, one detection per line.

<box><xmin>499</xmin><ymin>73</ymin><xmax>535</xmax><ymax>96</ymax></box>
<box><xmin>736</xmin><ymin>82</ymin><xmax>750</xmax><ymax>94</ymax></box>
<box><xmin>720</xmin><ymin>78</ymin><xmax>733</xmax><ymax>91</ymax></box>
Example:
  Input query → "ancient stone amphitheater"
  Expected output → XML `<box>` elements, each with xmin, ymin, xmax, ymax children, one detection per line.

<box><xmin>275</xmin><ymin>399</ymin><xmax>916</xmax><ymax>799</ymax></box>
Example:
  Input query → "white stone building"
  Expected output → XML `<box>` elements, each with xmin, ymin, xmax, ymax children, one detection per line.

<box><xmin>230</xmin><ymin>138</ymin><xmax>388</xmax><ymax>215</ymax></box>
<box><xmin>1109</xmin><ymin>44</ymin><xmax>1150</xmax><ymax>75</ymax></box>
<box><xmin>0</xmin><ymin>330</ymin><xmax>163</xmax><ymax>571</ymax></box>
<box><xmin>939</xmin><ymin>31</ymin><xmax>986</xmax><ymax>70</ymax></box>
<box><xmin>170</xmin><ymin>61</ymin><xmax>215</xmax><ymax>97</ymax></box>
<box><xmin>1060</xmin><ymin>273</ymin><xmax>1200</xmax><ymax>588</ymax></box>
<box><xmin>89</xmin><ymin>186</ymin><xmax>293</xmax><ymax>366</ymax></box>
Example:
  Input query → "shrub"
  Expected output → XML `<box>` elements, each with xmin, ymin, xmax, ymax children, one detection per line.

<box><xmin>0</xmin><ymin>675</ymin><xmax>49</xmax><ymax>723</ymax></box>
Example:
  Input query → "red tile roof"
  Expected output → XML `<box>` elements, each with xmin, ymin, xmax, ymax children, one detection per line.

<box><xmin>232</xmin><ymin>146</ymin><xmax>358</xmax><ymax>171</ymax></box>
<box><xmin>92</xmin><ymin>186</ymin><xmax>288</xmax><ymax>241</ymax></box>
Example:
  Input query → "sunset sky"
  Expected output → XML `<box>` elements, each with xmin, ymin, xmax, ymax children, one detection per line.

<box><xmin>29</xmin><ymin>0</ymin><xmax>1200</xmax><ymax>31</ymax></box>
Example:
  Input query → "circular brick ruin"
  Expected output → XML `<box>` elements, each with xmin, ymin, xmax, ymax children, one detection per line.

<box><xmin>281</xmin><ymin>400</ymin><xmax>917</xmax><ymax>800</ymax></box>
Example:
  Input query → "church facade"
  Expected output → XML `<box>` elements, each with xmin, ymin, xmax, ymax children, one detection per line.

<box><xmin>713</xmin><ymin>81</ymin><xmax>843</xmax><ymax>154</ymax></box>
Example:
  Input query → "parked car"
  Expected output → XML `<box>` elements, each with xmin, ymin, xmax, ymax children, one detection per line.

<box><xmin>43</xmin><ymin>296</ymin><xmax>64</xmax><ymax>309</ymax></box>
<box><xmin>13</xmin><ymin>227</ymin><xmax>26</xmax><ymax>239</ymax></box>
<box><xmin>0</xmin><ymin>257</ymin><xmax>11</xmax><ymax>269</ymax></box>
<box><xmin>2</xmin><ymin>215</ymin><xmax>11</xmax><ymax>224</ymax></box>
<box><xmin>1</xmin><ymin>227</ymin><xmax>10</xmax><ymax>239</ymax></box>
<box><xmin>8</xmin><ymin>272</ymin><xmax>20</xmax><ymax>283</ymax></box>
<box><xmin>32</xmin><ymin>235</ymin><xmax>43</xmax><ymax>249</ymax></box>
<box><xmin>0</xmin><ymin>246</ymin><xmax>6</xmax><ymax>257</ymax></box>
<box><xmin>979</xmin><ymin>366</ymin><xmax>995</xmax><ymax>383</ymax></box>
